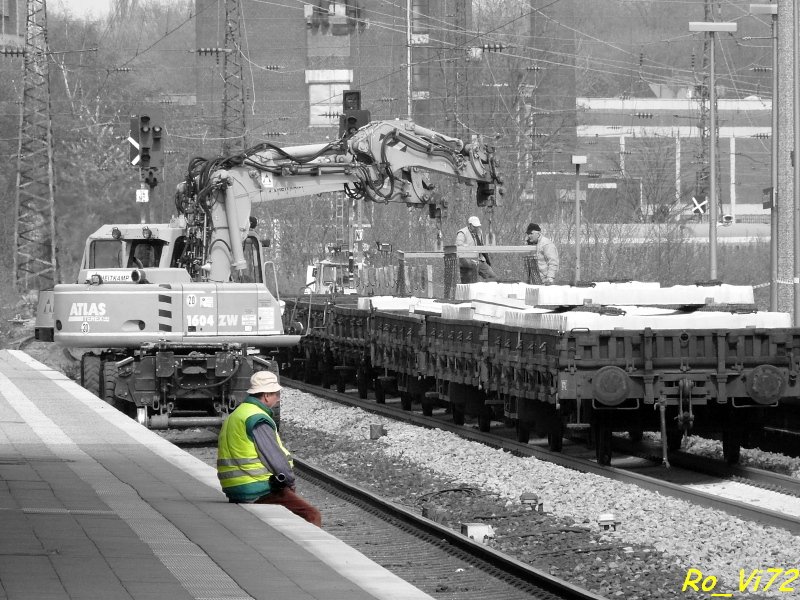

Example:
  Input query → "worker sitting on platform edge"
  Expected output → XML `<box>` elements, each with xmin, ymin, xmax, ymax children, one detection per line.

<box><xmin>217</xmin><ymin>371</ymin><xmax>322</xmax><ymax>527</ymax></box>
<box><xmin>456</xmin><ymin>215</ymin><xmax>497</xmax><ymax>283</ymax></box>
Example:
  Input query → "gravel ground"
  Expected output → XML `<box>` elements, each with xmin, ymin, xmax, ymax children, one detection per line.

<box><xmin>278</xmin><ymin>388</ymin><xmax>800</xmax><ymax>600</ymax></box>
<box><xmin>18</xmin><ymin>342</ymin><xmax>800</xmax><ymax>598</ymax></box>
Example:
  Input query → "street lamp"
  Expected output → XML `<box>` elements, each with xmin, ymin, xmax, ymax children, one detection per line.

<box><xmin>792</xmin><ymin>0</ymin><xmax>800</xmax><ymax>323</ymax></box>
<box><xmin>689</xmin><ymin>20</ymin><xmax>738</xmax><ymax>281</ymax></box>
<box><xmin>749</xmin><ymin>3</ymin><xmax>778</xmax><ymax>310</ymax></box>
<box><xmin>572</xmin><ymin>155</ymin><xmax>587</xmax><ymax>284</ymax></box>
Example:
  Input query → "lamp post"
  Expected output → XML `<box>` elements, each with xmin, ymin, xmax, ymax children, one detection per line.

<box><xmin>794</xmin><ymin>0</ymin><xmax>800</xmax><ymax>323</ymax></box>
<box><xmin>689</xmin><ymin>21</ymin><xmax>738</xmax><ymax>281</ymax></box>
<box><xmin>406</xmin><ymin>0</ymin><xmax>413</xmax><ymax>119</ymax></box>
<box><xmin>749</xmin><ymin>4</ymin><xmax>778</xmax><ymax>310</ymax></box>
<box><xmin>572</xmin><ymin>155</ymin><xmax>587</xmax><ymax>284</ymax></box>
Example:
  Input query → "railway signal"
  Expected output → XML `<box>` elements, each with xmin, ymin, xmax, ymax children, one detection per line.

<box><xmin>339</xmin><ymin>90</ymin><xmax>370</xmax><ymax>138</ymax></box>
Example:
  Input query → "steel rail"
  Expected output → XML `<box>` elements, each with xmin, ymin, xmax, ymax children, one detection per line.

<box><xmin>285</xmin><ymin>377</ymin><xmax>800</xmax><ymax>536</ymax></box>
<box><xmin>293</xmin><ymin>456</ymin><xmax>608</xmax><ymax>600</ymax></box>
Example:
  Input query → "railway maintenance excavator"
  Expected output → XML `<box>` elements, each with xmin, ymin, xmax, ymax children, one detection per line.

<box><xmin>35</xmin><ymin>119</ymin><xmax>502</xmax><ymax>428</ymax></box>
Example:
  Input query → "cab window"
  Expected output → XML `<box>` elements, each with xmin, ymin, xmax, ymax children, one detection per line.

<box><xmin>238</xmin><ymin>236</ymin><xmax>263</xmax><ymax>283</ymax></box>
<box><xmin>88</xmin><ymin>240</ymin><xmax>124</xmax><ymax>268</ymax></box>
<box><xmin>127</xmin><ymin>241</ymin><xmax>164</xmax><ymax>268</ymax></box>
<box><xmin>171</xmin><ymin>236</ymin><xmax>189</xmax><ymax>268</ymax></box>
<box><xmin>322</xmin><ymin>265</ymin><xmax>338</xmax><ymax>284</ymax></box>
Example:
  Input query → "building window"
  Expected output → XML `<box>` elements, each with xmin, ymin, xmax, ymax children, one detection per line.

<box><xmin>304</xmin><ymin>1</ymin><xmax>366</xmax><ymax>37</ymax></box>
<box><xmin>306</xmin><ymin>69</ymin><xmax>353</xmax><ymax>128</ymax></box>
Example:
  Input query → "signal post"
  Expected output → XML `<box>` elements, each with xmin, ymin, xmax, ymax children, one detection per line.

<box><xmin>129</xmin><ymin>109</ymin><xmax>165</xmax><ymax>223</ymax></box>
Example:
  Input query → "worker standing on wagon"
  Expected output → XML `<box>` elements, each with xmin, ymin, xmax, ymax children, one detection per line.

<box><xmin>525</xmin><ymin>223</ymin><xmax>559</xmax><ymax>285</ymax></box>
<box><xmin>217</xmin><ymin>371</ymin><xmax>322</xmax><ymax>527</ymax></box>
<box><xmin>456</xmin><ymin>215</ymin><xmax>497</xmax><ymax>283</ymax></box>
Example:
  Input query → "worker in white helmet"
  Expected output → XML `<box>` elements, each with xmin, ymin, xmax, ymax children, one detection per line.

<box><xmin>455</xmin><ymin>215</ymin><xmax>497</xmax><ymax>283</ymax></box>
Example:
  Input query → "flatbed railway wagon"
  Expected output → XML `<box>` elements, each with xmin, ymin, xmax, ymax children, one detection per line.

<box><xmin>280</xmin><ymin>290</ymin><xmax>800</xmax><ymax>465</ymax></box>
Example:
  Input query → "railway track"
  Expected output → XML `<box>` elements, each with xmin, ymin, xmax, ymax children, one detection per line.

<box><xmin>284</xmin><ymin>377</ymin><xmax>800</xmax><ymax>535</ymax></box>
<box><xmin>298</xmin><ymin>458</ymin><xmax>609</xmax><ymax>600</ymax></box>
<box><xmin>178</xmin><ymin>442</ymin><xmax>609</xmax><ymax>600</ymax></box>
<box><xmin>613</xmin><ymin>437</ymin><xmax>800</xmax><ymax>499</ymax></box>
<box><xmin>758</xmin><ymin>425</ymin><xmax>800</xmax><ymax>458</ymax></box>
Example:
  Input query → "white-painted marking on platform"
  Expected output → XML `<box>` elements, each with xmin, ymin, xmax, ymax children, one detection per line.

<box><xmin>0</xmin><ymin>357</ymin><xmax>252</xmax><ymax>600</ymax></box>
<box><xmin>6</xmin><ymin>350</ymin><xmax>435</xmax><ymax>600</ymax></box>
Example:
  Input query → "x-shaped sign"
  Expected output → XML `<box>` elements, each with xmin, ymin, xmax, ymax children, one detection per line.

<box><xmin>128</xmin><ymin>137</ymin><xmax>140</xmax><ymax>166</ymax></box>
<box><xmin>691</xmin><ymin>196</ymin><xmax>708</xmax><ymax>214</ymax></box>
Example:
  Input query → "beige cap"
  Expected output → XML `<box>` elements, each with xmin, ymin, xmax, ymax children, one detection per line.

<box><xmin>468</xmin><ymin>215</ymin><xmax>481</xmax><ymax>227</ymax></box>
<box><xmin>247</xmin><ymin>371</ymin><xmax>282</xmax><ymax>394</ymax></box>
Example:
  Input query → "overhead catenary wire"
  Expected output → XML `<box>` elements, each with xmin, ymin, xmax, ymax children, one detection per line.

<box><xmin>2</xmin><ymin>0</ymin><xmax>775</xmax><ymax>163</ymax></box>
<box><xmin>34</xmin><ymin>1</ymin><xmax>772</xmax><ymax>125</ymax></box>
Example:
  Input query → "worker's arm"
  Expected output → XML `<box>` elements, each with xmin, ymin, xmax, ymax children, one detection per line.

<box><xmin>543</xmin><ymin>242</ymin><xmax>560</xmax><ymax>282</ymax></box>
<box><xmin>251</xmin><ymin>422</ymin><xmax>295</xmax><ymax>488</ymax></box>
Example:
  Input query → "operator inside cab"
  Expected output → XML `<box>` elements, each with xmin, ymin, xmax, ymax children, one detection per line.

<box><xmin>87</xmin><ymin>238</ymin><xmax>165</xmax><ymax>270</ymax></box>
<box><xmin>128</xmin><ymin>242</ymin><xmax>159</xmax><ymax>268</ymax></box>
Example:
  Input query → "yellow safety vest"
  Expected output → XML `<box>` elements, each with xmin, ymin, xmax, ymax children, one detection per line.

<box><xmin>217</xmin><ymin>398</ymin><xmax>292</xmax><ymax>502</ymax></box>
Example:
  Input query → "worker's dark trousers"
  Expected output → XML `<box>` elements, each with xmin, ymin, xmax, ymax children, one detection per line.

<box><xmin>255</xmin><ymin>488</ymin><xmax>322</xmax><ymax>527</ymax></box>
<box><xmin>461</xmin><ymin>263</ymin><xmax>496</xmax><ymax>283</ymax></box>
<box><xmin>460</xmin><ymin>266</ymin><xmax>478</xmax><ymax>284</ymax></box>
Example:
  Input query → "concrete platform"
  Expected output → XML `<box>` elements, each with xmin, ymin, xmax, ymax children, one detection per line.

<box><xmin>0</xmin><ymin>349</ymin><xmax>433</xmax><ymax>600</ymax></box>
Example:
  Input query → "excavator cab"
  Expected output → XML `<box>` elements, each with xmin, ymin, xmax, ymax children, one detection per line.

<box><xmin>82</xmin><ymin>225</ymin><xmax>175</xmax><ymax>273</ymax></box>
<box><xmin>87</xmin><ymin>238</ymin><xmax>164</xmax><ymax>270</ymax></box>
<box><xmin>304</xmin><ymin>259</ymin><xmax>355</xmax><ymax>295</ymax></box>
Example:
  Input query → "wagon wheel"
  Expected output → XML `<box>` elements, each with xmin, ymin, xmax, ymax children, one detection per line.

<box><xmin>336</xmin><ymin>370</ymin><xmax>347</xmax><ymax>394</ymax></box>
<box><xmin>547</xmin><ymin>410</ymin><xmax>564</xmax><ymax>452</ymax></box>
<box><xmin>666</xmin><ymin>428</ymin><xmax>683</xmax><ymax>452</ymax></box>
<box><xmin>374</xmin><ymin>378</ymin><xmax>386</xmax><ymax>404</ymax></box>
<box><xmin>722</xmin><ymin>430</ymin><xmax>742</xmax><ymax>465</ymax></box>
<box><xmin>421</xmin><ymin>396</ymin><xmax>434</xmax><ymax>417</ymax></box>
<box><xmin>477</xmin><ymin>406</ymin><xmax>492</xmax><ymax>433</ymax></box>
<box><xmin>594</xmin><ymin>420</ymin><xmax>613</xmax><ymax>466</ymax></box>
<box><xmin>452</xmin><ymin>405</ymin><xmax>465</xmax><ymax>426</ymax></box>
<box><xmin>321</xmin><ymin>359</ymin><xmax>335</xmax><ymax>389</ymax></box>
<box><xmin>356</xmin><ymin>366</ymin><xmax>369</xmax><ymax>400</ymax></box>
<box><xmin>302</xmin><ymin>350</ymin><xmax>316</xmax><ymax>384</ymax></box>
<box><xmin>515</xmin><ymin>420</ymin><xmax>531</xmax><ymax>444</ymax></box>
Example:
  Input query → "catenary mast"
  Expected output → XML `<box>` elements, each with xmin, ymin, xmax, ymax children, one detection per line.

<box><xmin>13</xmin><ymin>0</ymin><xmax>58</xmax><ymax>291</ymax></box>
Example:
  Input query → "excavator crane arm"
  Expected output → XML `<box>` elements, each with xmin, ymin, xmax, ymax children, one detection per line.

<box><xmin>174</xmin><ymin>119</ymin><xmax>502</xmax><ymax>282</ymax></box>
<box><xmin>344</xmin><ymin>120</ymin><xmax>500</xmax><ymax>206</ymax></box>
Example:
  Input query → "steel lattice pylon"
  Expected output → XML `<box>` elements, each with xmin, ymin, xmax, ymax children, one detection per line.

<box><xmin>13</xmin><ymin>0</ymin><xmax>57</xmax><ymax>291</ymax></box>
<box><xmin>221</xmin><ymin>0</ymin><xmax>247</xmax><ymax>154</ymax></box>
